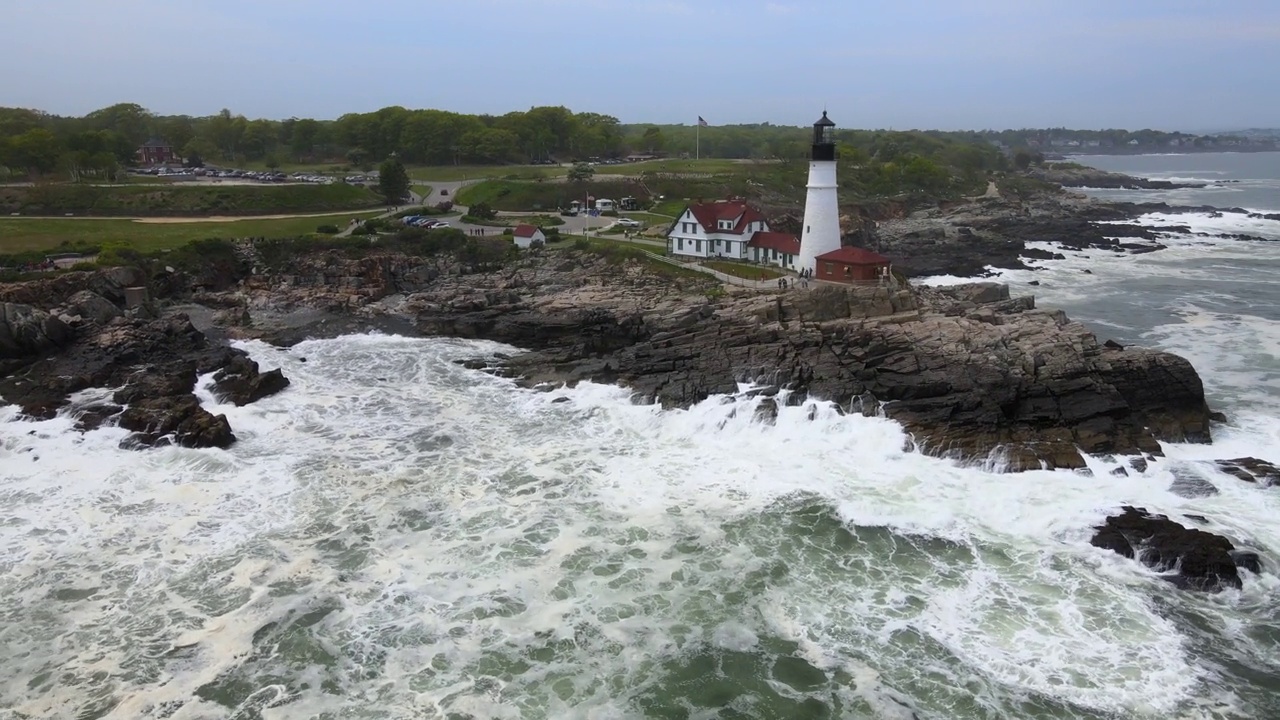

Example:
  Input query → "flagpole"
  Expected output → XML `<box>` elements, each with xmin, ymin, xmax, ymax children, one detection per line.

<box><xmin>696</xmin><ymin>121</ymin><xmax>700</xmax><ymax>161</ymax></box>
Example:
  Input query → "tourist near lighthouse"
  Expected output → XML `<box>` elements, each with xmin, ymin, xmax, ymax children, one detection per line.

<box><xmin>796</xmin><ymin>111</ymin><xmax>843</xmax><ymax>274</ymax></box>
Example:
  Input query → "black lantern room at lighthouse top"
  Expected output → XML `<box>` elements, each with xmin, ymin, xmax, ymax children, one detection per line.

<box><xmin>811</xmin><ymin>111</ymin><xmax>837</xmax><ymax>161</ymax></box>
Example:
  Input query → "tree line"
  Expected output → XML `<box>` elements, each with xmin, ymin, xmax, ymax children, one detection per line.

<box><xmin>12</xmin><ymin>101</ymin><xmax>1232</xmax><ymax>182</ymax></box>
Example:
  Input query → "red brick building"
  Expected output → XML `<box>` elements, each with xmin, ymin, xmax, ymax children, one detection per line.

<box><xmin>815</xmin><ymin>246</ymin><xmax>891</xmax><ymax>284</ymax></box>
<box><xmin>136</xmin><ymin>138</ymin><xmax>177</xmax><ymax>166</ymax></box>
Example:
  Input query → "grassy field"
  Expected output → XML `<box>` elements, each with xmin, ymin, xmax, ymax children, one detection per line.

<box><xmin>409</xmin><ymin>165</ymin><xmax>563</xmax><ymax>182</ymax></box>
<box><xmin>704</xmin><ymin>260</ymin><xmax>784</xmax><ymax>280</ymax></box>
<box><xmin>649</xmin><ymin>199</ymin><xmax>689</xmax><ymax>217</ymax></box>
<box><xmin>596</xmin><ymin>158</ymin><xmax>775</xmax><ymax>177</ymax></box>
<box><xmin>620</xmin><ymin>211</ymin><xmax>676</xmax><ymax>226</ymax></box>
<box><xmin>549</xmin><ymin>236</ymin><xmax>711</xmax><ymax>283</ymax></box>
<box><xmin>456</xmin><ymin>179</ymin><xmax>648</xmax><ymax>212</ymax></box>
<box><xmin>0</xmin><ymin>183</ymin><xmax>384</xmax><ymax>217</ymax></box>
<box><xmin>0</xmin><ymin>211</ymin><xmax>384</xmax><ymax>255</ymax></box>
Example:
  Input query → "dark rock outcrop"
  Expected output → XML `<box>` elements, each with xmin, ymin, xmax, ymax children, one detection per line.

<box><xmin>1030</xmin><ymin>166</ymin><xmax>1206</xmax><ymax>190</ymax></box>
<box><xmin>0</xmin><ymin>303</ymin><xmax>72</xmax><ymax>363</ymax></box>
<box><xmin>211</xmin><ymin>355</ymin><xmax>291</xmax><ymax>406</ymax></box>
<box><xmin>1091</xmin><ymin>506</ymin><xmax>1259</xmax><ymax>591</ymax></box>
<box><xmin>378</xmin><ymin>255</ymin><xmax>1209</xmax><ymax>471</ymax></box>
<box><xmin>0</xmin><ymin>305</ymin><xmax>284</xmax><ymax>449</ymax></box>
<box><xmin>1215</xmin><ymin>457</ymin><xmax>1280</xmax><ymax>486</ymax></box>
<box><xmin>118</xmin><ymin>394</ymin><xmax>235</xmax><ymax>449</ymax></box>
<box><xmin>60</xmin><ymin>290</ymin><xmax>122</xmax><ymax>327</ymax></box>
<box><xmin>119</xmin><ymin>247</ymin><xmax>1214</xmax><ymax>471</ymax></box>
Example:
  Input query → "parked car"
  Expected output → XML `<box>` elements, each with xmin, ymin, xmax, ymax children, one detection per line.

<box><xmin>615</xmin><ymin>218</ymin><xmax>642</xmax><ymax>228</ymax></box>
<box><xmin>560</xmin><ymin>208</ymin><xmax>578</xmax><ymax>217</ymax></box>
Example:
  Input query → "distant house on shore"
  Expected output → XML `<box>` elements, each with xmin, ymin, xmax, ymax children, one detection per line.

<box><xmin>512</xmin><ymin>224</ymin><xmax>545</xmax><ymax>249</ymax></box>
<box><xmin>137</xmin><ymin>138</ymin><xmax>176</xmax><ymax>165</ymax></box>
<box><xmin>665</xmin><ymin>199</ymin><xmax>800</xmax><ymax>270</ymax></box>
<box><xmin>814</xmin><ymin>246</ymin><xmax>891</xmax><ymax>284</ymax></box>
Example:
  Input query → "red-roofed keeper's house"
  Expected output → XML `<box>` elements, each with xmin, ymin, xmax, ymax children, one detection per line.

<box><xmin>512</xmin><ymin>224</ymin><xmax>546</xmax><ymax>249</ymax></box>
<box><xmin>814</xmin><ymin>246</ymin><xmax>892</xmax><ymax>284</ymax></box>
<box><xmin>666</xmin><ymin>199</ymin><xmax>800</xmax><ymax>270</ymax></box>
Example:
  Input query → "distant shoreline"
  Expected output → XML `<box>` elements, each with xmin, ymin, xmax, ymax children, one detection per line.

<box><xmin>1053</xmin><ymin>148</ymin><xmax>1278</xmax><ymax>158</ymax></box>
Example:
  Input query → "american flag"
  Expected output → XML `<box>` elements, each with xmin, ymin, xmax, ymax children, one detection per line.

<box><xmin>697</xmin><ymin>116</ymin><xmax>708</xmax><ymax>127</ymax></box>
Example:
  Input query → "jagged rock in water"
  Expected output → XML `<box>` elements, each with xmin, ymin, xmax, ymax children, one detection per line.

<box><xmin>1090</xmin><ymin>506</ymin><xmax>1257</xmax><ymax>591</ymax></box>
<box><xmin>118</xmin><ymin>394</ymin><xmax>235</xmax><ymax>449</ymax></box>
<box><xmin>1168</xmin><ymin>466</ymin><xmax>1219</xmax><ymax>498</ymax></box>
<box><xmin>1215</xmin><ymin>457</ymin><xmax>1280</xmax><ymax>486</ymax></box>
<box><xmin>211</xmin><ymin>355</ymin><xmax>290</xmax><ymax>406</ymax></box>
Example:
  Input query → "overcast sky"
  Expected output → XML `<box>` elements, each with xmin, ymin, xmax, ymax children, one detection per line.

<box><xmin>2</xmin><ymin>0</ymin><xmax>1276</xmax><ymax>131</ymax></box>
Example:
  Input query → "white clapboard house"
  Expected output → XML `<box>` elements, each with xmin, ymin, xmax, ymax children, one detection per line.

<box><xmin>665</xmin><ymin>199</ymin><xmax>800</xmax><ymax>270</ymax></box>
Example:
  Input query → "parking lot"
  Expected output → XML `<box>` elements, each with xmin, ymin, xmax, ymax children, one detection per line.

<box><xmin>130</xmin><ymin>167</ymin><xmax>376</xmax><ymax>186</ymax></box>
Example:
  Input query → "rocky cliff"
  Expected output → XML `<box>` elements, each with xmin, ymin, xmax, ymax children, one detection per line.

<box><xmin>192</xmin><ymin>248</ymin><xmax>1213</xmax><ymax>472</ymax></box>
<box><xmin>1029</xmin><ymin>165</ymin><xmax>1206</xmax><ymax>190</ymax></box>
<box><xmin>0</xmin><ymin>267</ymin><xmax>288</xmax><ymax>449</ymax></box>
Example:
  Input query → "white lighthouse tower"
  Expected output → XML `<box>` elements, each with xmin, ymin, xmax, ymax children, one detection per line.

<box><xmin>797</xmin><ymin>111</ymin><xmax>841</xmax><ymax>273</ymax></box>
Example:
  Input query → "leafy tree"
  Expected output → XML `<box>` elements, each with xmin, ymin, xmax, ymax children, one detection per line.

<box><xmin>289</xmin><ymin>118</ymin><xmax>322</xmax><ymax>160</ymax></box>
<box><xmin>183</xmin><ymin>137</ymin><xmax>217</xmax><ymax>167</ymax></box>
<box><xmin>641</xmin><ymin>126</ymin><xmax>664</xmax><ymax>153</ymax></box>
<box><xmin>9</xmin><ymin>128</ymin><xmax>62</xmax><ymax>175</ymax></box>
<box><xmin>567</xmin><ymin>162</ymin><xmax>595</xmax><ymax>183</ymax></box>
<box><xmin>468</xmin><ymin>201</ymin><xmax>497</xmax><ymax>220</ymax></box>
<box><xmin>159</xmin><ymin>116</ymin><xmax>196</xmax><ymax>154</ymax></box>
<box><xmin>207</xmin><ymin>109</ymin><xmax>246</xmax><ymax>160</ymax></box>
<box><xmin>378</xmin><ymin>156</ymin><xmax>411</xmax><ymax>204</ymax></box>
<box><xmin>264</xmin><ymin>152</ymin><xmax>283</xmax><ymax>171</ymax></box>
<box><xmin>459</xmin><ymin>127</ymin><xmax>519</xmax><ymax>164</ymax></box>
<box><xmin>346</xmin><ymin>147</ymin><xmax>368</xmax><ymax>168</ymax></box>
<box><xmin>1013</xmin><ymin>148</ymin><xmax>1033</xmax><ymax>171</ymax></box>
<box><xmin>84</xmin><ymin>103</ymin><xmax>152</xmax><ymax>146</ymax></box>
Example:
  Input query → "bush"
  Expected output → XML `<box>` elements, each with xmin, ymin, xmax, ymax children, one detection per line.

<box><xmin>529</xmin><ymin>238</ymin><xmax>545</xmax><ymax>250</ymax></box>
<box><xmin>601</xmin><ymin>209</ymin><xmax>619</xmax><ymax>217</ymax></box>
<box><xmin>469</xmin><ymin>201</ymin><xmax>497</xmax><ymax>220</ymax></box>
<box><xmin>316</xmin><ymin>224</ymin><xmax>340</xmax><ymax>234</ymax></box>
<box><xmin>96</xmin><ymin>242</ymin><xmax>143</xmax><ymax>267</ymax></box>
<box><xmin>502</xmin><ymin>227</ymin><xmax>514</xmax><ymax>235</ymax></box>
<box><xmin>351</xmin><ymin>224</ymin><xmax>374</xmax><ymax>236</ymax></box>
<box><xmin>543</xmin><ymin>227</ymin><xmax>561</xmax><ymax>240</ymax></box>
<box><xmin>435</xmin><ymin>200</ymin><xmax>454</xmax><ymax>212</ymax></box>
<box><xmin>573</xmin><ymin>238</ymin><xmax>591</xmax><ymax>251</ymax></box>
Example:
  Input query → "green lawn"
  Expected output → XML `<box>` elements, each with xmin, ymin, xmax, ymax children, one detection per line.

<box><xmin>704</xmin><ymin>260</ymin><xmax>784</xmax><ymax>280</ymax></box>
<box><xmin>409</xmin><ymin>165</ymin><xmax>565</xmax><ymax>182</ymax></box>
<box><xmin>621</xmin><ymin>211</ymin><xmax>676</xmax><ymax>226</ymax></box>
<box><xmin>0</xmin><ymin>211</ymin><xmax>384</xmax><ymax>255</ymax></box>
<box><xmin>595</xmin><ymin>158</ymin><xmax>776</xmax><ymax>177</ymax></box>
<box><xmin>492</xmin><ymin>214</ymin><xmax>565</xmax><ymax>227</ymax></box>
<box><xmin>550</xmin><ymin>236</ymin><xmax>711</xmax><ymax>282</ymax></box>
<box><xmin>0</xmin><ymin>182</ymin><xmax>384</xmax><ymax>217</ymax></box>
<box><xmin>649</xmin><ymin>199</ymin><xmax>689</xmax><ymax>217</ymax></box>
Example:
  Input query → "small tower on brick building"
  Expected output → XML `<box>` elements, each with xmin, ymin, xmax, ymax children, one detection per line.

<box><xmin>797</xmin><ymin>111</ymin><xmax>841</xmax><ymax>273</ymax></box>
